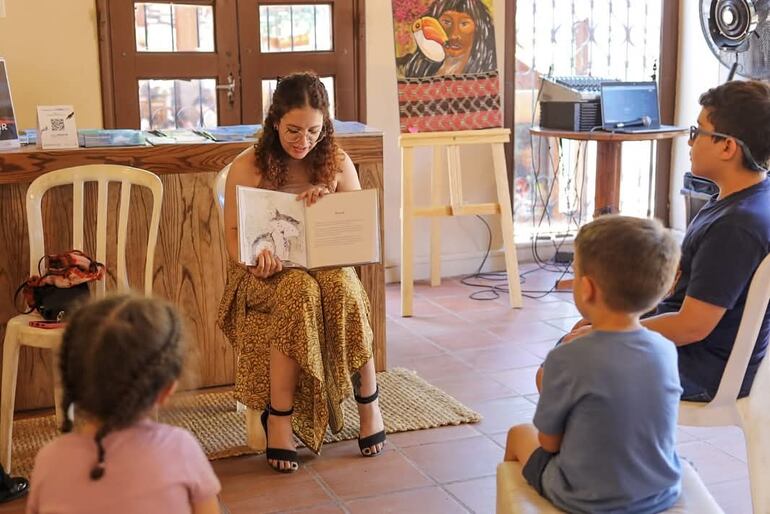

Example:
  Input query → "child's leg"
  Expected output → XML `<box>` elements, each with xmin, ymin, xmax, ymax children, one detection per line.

<box><xmin>504</xmin><ymin>424</ymin><xmax>540</xmax><ymax>463</ymax></box>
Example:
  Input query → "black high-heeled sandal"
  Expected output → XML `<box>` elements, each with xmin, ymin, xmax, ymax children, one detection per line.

<box><xmin>355</xmin><ymin>385</ymin><xmax>386</xmax><ymax>457</ymax></box>
<box><xmin>260</xmin><ymin>404</ymin><xmax>299</xmax><ymax>473</ymax></box>
<box><xmin>0</xmin><ymin>464</ymin><xmax>28</xmax><ymax>504</ymax></box>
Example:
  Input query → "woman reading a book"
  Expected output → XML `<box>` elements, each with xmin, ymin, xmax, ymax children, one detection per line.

<box><xmin>218</xmin><ymin>72</ymin><xmax>385</xmax><ymax>474</ymax></box>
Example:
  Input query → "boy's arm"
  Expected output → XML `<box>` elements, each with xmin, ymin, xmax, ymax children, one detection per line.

<box><xmin>646</xmin><ymin>222</ymin><xmax>764</xmax><ymax>346</ymax></box>
<box><xmin>192</xmin><ymin>497</ymin><xmax>221</xmax><ymax>514</ymax></box>
<box><xmin>535</xmin><ymin>363</ymin><xmax>564</xmax><ymax>452</ymax></box>
<box><xmin>538</xmin><ymin>431</ymin><xmax>563</xmax><ymax>453</ymax></box>
<box><xmin>641</xmin><ymin>295</ymin><xmax>726</xmax><ymax>346</ymax></box>
<box><xmin>536</xmin><ymin>366</ymin><xmax>544</xmax><ymax>392</ymax></box>
<box><xmin>533</xmin><ymin>350</ymin><xmax>573</xmax><ymax>454</ymax></box>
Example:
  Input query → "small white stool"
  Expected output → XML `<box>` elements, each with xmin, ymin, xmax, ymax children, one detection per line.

<box><xmin>496</xmin><ymin>460</ymin><xmax>723</xmax><ymax>514</ymax></box>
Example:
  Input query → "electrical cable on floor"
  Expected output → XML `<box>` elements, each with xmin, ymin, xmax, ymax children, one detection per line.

<box><xmin>461</xmin><ymin>68</ymin><xmax>595</xmax><ymax>301</ymax></box>
<box><xmin>460</xmin><ymin>216</ymin><xmax>574</xmax><ymax>300</ymax></box>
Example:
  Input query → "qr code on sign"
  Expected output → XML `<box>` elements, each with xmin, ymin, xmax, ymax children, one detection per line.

<box><xmin>51</xmin><ymin>118</ymin><xmax>65</xmax><ymax>131</ymax></box>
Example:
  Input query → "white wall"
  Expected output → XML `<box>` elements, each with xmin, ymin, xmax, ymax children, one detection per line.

<box><xmin>0</xmin><ymin>0</ymin><xmax>103</xmax><ymax>129</ymax></box>
<box><xmin>366</xmin><ymin>0</ymin><xmax>508</xmax><ymax>283</ymax></box>
<box><xmin>669</xmin><ymin>1</ymin><xmax>721</xmax><ymax>230</ymax></box>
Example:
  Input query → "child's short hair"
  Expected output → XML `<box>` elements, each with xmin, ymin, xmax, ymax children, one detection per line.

<box><xmin>59</xmin><ymin>294</ymin><xmax>185</xmax><ymax>481</ymax></box>
<box><xmin>574</xmin><ymin>216</ymin><xmax>680</xmax><ymax>313</ymax></box>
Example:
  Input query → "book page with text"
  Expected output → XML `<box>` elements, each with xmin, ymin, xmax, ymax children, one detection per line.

<box><xmin>305</xmin><ymin>189</ymin><xmax>380</xmax><ymax>269</ymax></box>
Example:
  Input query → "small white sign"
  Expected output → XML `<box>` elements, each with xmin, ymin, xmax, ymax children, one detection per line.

<box><xmin>37</xmin><ymin>105</ymin><xmax>79</xmax><ymax>149</ymax></box>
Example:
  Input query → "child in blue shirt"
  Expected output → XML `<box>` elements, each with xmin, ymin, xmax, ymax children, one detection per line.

<box><xmin>505</xmin><ymin>216</ymin><xmax>683</xmax><ymax>513</ymax></box>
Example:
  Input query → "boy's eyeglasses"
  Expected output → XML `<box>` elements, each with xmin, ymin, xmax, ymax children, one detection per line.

<box><xmin>689</xmin><ymin>125</ymin><xmax>767</xmax><ymax>172</ymax></box>
<box><xmin>282</xmin><ymin>127</ymin><xmax>325</xmax><ymax>145</ymax></box>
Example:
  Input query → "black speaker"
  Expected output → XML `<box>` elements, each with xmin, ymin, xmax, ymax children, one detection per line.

<box><xmin>540</xmin><ymin>101</ymin><xmax>602</xmax><ymax>131</ymax></box>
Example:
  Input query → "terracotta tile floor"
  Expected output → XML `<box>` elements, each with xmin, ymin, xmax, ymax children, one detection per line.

<box><xmin>0</xmin><ymin>266</ymin><xmax>753</xmax><ymax>513</ymax></box>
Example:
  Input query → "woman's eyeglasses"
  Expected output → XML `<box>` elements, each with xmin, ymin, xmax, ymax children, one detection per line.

<box><xmin>689</xmin><ymin>125</ymin><xmax>766</xmax><ymax>172</ymax></box>
<box><xmin>282</xmin><ymin>127</ymin><xmax>325</xmax><ymax>145</ymax></box>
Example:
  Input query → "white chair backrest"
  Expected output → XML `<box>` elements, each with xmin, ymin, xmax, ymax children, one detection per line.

<box><xmin>26</xmin><ymin>165</ymin><xmax>163</xmax><ymax>296</ymax></box>
<box><xmin>214</xmin><ymin>164</ymin><xmax>231</xmax><ymax>232</ymax></box>
<box><xmin>711</xmin><ymin>252</ymin><xmax>770</xmax><ymax>405</ymax></box>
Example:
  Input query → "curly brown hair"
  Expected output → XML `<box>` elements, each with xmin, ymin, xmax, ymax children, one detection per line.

<box><xmin>254</xmin><ymin>72</ymin><xmax>340</xmax><ymax>188</ymax></box>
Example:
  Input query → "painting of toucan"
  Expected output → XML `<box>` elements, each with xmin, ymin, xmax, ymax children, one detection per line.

<box><xmin>397</xmin><ymin>16</ymin><xmax>449</xmax><ymax>76</ymax></box>
<box><xmin>411</xmin><ymin>16</ymin><xmax>448</xmax><ymax>62</ymax></box>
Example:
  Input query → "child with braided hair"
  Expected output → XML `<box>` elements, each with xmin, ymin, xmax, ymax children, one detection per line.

<box><xmin>26</xmin><ymin>295</ymin><xmax>221</xmax><ymax>514</ymax></box>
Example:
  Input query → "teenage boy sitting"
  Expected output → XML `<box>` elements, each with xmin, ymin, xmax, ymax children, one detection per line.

<box><xmin>507</xmin><ymin>216</ymin><xmax>683</xmax><ymax>513</ymax></box>
<box><xmin>566</xmin><ymin>80</ymin><xmax>770</xmax><ymax>401</ymax></box>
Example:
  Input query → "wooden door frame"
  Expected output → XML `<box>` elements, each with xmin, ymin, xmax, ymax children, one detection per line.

<box><xmin>96</xmin><ymin>0</ymin><xmax>367</xmax><ymax>128</ymax></box>
<box><xmin>655</xmin><ymin>0</ymin><xmax>680</xmax><ymax>224</ymax></box>
<box><xmin>503</xmin><ymin>0</ymin><xmax>680</xmax><ymax>224</ymax></box>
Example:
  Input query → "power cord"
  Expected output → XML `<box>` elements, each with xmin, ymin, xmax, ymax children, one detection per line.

<box><xmin>460</xmin><ymin>215</ymin><xmax>573</xmax><ymax>300</ymax></box>
<box><xmin>461</xmin><ymin>66</ymin><xmax>593</xmax><ymax>301</ymax></box>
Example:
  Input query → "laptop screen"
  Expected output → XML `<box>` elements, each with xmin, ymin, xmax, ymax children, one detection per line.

<box><xmin>601</xmin><ymin>82</ymin><xmax>661</xmax><ymax>129</ymax></box>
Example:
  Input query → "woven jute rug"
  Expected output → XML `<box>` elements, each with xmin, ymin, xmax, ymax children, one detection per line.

<box><xmin>9</xmin><ymin>368</ymin><xmax>480</xmax><ymax>478</ymax></box>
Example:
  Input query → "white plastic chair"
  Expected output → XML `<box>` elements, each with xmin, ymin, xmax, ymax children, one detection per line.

<box><xmin>496</xmin><ymin>460</ymin><xmax>723</xmax><ymax>513</ymax></box>
<box><xmin>0</xmin><ymin>165</ymin><xmax>163</xmax><ymax>472</ymax></box>
<box><xmin>678</xmin><ymin>252</ymin><xmax>770</xmax><ymax>514</ymax></box>
<box><xmin>212</xmin><ymin>164</ymin><xmax>266</xmax><ymax>451</ymax></box>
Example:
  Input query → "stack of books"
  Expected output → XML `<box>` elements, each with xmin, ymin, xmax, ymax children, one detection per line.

<box><xmin>78</xmin><ymin>129</ymin><xmax>145</xmax><ymax>147</ymax></box>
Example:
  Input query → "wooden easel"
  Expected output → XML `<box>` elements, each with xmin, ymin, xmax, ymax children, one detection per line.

<box><xmin>400</xmin><ymin>128</ymin><xmax>523</xmax><ymax>316</ymax></box>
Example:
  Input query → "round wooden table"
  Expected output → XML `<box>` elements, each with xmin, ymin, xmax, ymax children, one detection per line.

<box><xmin>529</xmin><ymin>126</ymin><xmax>688</xmax><ymax>216</ymax></box>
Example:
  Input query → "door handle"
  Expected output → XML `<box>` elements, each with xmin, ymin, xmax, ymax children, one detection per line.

<box><xmin>216</xmin><ymin>74</ymin><xmax>236</xmax><ymax>105</ymax></box>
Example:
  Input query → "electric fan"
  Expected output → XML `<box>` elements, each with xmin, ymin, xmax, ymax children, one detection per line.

<box><xmin>700</xmin><ymin>0</ymin><xmax>770</xmax><ymax>79</ymax></box>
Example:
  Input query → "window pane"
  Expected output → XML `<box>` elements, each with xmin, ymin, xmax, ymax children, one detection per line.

<box><xmin>138</xmin><ymin>78</ymin><xmax>218</xmax><ymax>130</ymax></box>
<box><xmin>135</xmin><ymin>3</ymin><xmax>215</xmax><ymax>52</ymax></box>
<box><xmin>514</xmin><ymin>0</ymin><xmax>662</xmax><ymax>242</ymax></box>
<box><xmin>259</xmin><ymin>4</ymin><xmax>332</xmax><ymax>53</ymax></box>
<box><xmin>261</xmin><ymin>76</ymin><xmax>335</xmax><ymax>119</ymax></box>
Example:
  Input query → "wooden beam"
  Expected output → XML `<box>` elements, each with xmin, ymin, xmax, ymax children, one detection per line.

<box><xmin>655</xmin><ymin>0</ymin><xmax>681</xmax><ymax>225</ymax></box>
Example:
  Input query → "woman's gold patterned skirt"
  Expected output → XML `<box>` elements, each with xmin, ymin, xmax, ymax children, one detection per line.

<box><xmin>217</xmin><ymin>262</ymin><xmax>373</xmax><ymax>453</ymax></box>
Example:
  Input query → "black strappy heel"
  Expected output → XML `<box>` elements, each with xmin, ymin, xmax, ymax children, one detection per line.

<box><xmin>355</xmin><ymin>385</ymin><xmax>386</xmax><ymax>457</ymax></box>
<box><xmin>260</xmin><ymin>405</ymin><xmax>299</xmax><ymax>473</ymax></box>
<box><xmin>0</xmin><ymin>464</ymin><xmax>28</xmax><ymax>504</ymax></box>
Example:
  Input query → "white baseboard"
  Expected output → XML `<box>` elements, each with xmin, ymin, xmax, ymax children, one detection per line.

<box><xmin>384</xmin><ymin>239</ymin><xmax>574</xmax><ymax>284</ymax></box>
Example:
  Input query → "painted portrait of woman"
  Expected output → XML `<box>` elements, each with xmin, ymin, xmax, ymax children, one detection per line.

<box><xmin>397</xmin><ymin>0</ymin><xmax>497</xmax><ymax>78</ymax></box>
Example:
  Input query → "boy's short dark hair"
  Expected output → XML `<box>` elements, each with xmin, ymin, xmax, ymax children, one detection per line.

<box><xmin>575</xmin><ymin>216</ymin><xmax>680</xmax><ymax>313</ymax></box>
<box><xmin>699</xmin><ymin>80</ymin><xmax>770</xmax><ymax>171</ymax></box>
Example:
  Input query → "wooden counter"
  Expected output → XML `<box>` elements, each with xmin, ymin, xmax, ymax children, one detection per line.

<box><xmin>0</xmin><ymin>130</ymin><xmax>386</xmax><ymax>411</ymax></box>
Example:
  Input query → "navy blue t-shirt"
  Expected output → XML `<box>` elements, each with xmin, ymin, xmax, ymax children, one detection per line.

<box><xmin>657</xmin><ymin>178</ymin><xmax>770</xmax><ymax>397</ymax></box>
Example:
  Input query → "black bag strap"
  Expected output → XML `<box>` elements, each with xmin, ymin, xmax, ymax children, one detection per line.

<box><xmin>13</xmin><ymin>281</ymin><xmax>35</xmax><ymax>315</ymax></box>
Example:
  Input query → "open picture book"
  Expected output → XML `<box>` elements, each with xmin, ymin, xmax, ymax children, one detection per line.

<box><xmin>236</xmin><ymin>186</ymin><xmax>381</xmax><ymax>270</ymax></box>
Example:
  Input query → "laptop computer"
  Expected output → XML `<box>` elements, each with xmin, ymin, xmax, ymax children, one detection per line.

<box><xmin>600</xmin><ymin>81</ymin><xmax>679</xmax><ymax>133</ymax></box>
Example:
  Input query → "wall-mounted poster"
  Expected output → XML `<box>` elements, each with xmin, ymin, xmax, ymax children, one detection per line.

<box><xmin>392</xmin><ymin>0</ymin><xmax>502</xmax><ymax>133</ymax></box>
<box><xmin>0</xmin><ymin>57</ymin><xmax>20</xmax><ymax>149</ymax></box>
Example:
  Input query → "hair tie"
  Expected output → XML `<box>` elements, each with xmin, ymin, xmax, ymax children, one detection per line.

<box><xmin>90</xmin><ymin>434</ymin><xmax>106</xmax><ymax>480</ymax></box>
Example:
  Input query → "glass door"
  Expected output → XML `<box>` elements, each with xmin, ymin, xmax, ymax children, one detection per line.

<box><xmin>235</xmin><ymin>0</ymin><xmax>361</xmax><ymax>123</ymax></box>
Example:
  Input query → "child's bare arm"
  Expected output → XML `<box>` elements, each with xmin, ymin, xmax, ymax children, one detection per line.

<box><xmin>192</xmin><ymin>496</ymin><xmax>221</xmax><ymax>514</ymax></box>
<box><xmin>538</xmin><ymin>431</ymin><xmax>563</xmax><ymax>453</ymax></box>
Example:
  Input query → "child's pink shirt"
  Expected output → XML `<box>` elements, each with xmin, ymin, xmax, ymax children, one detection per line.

<box><xmin>26</xmin><ymin>419</ymin><xmax>220</xmax><ymax>514</ymax></box>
